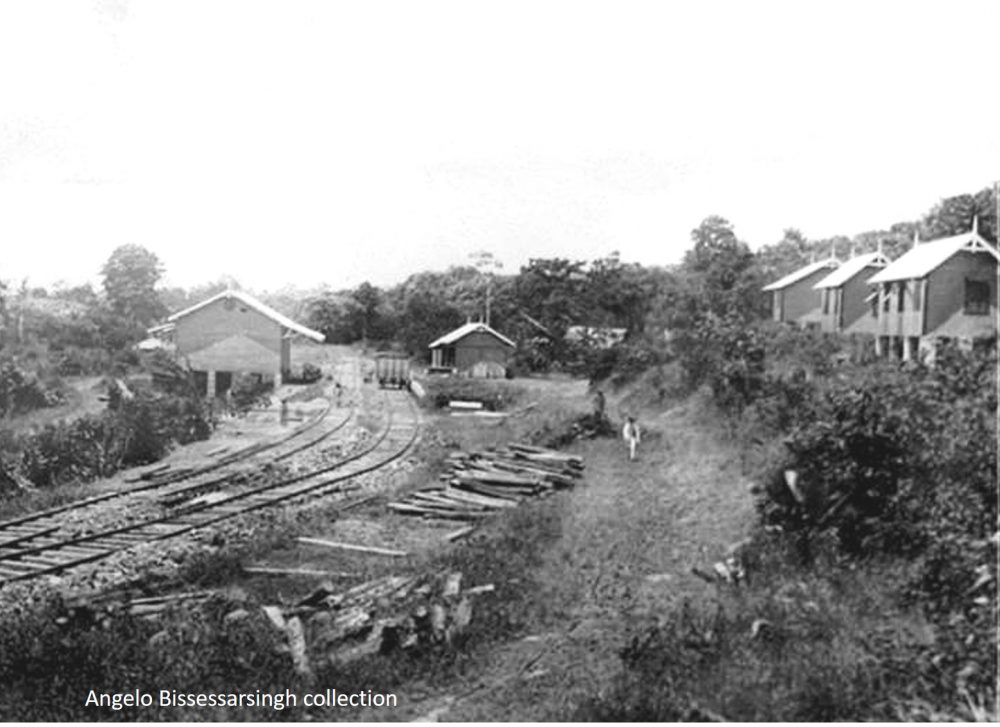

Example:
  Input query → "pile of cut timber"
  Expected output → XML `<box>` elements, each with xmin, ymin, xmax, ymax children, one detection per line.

<box><xmin>264</xmin><ymin>571</ymin><xmax>492</xmax><ymax>670</ymax></box>
<box><xmin>388</xmin><ymin>442</ymin><xmax>583</xmax><ymax>521</ymax></box>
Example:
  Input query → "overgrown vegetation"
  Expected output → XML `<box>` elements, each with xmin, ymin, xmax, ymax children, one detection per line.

<box><xmin>0</xmin><ymin>378</ymin><xmax>212</xmax><ymax>494</ymax></box>
<box><xmin>583</xmin><ymin>316</ymin><xmax>997</xmax><ymax>719</ymax></box>
<box><xmin>0</xmin><ymin>358</ymin><xmax>64</xmax><ymax>418</ymax></box>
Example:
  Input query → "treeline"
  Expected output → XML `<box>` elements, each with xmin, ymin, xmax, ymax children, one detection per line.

<box><xmin>303</xmin><ymin>186</ymin><xmax>998</xmax><ymax>374</ymax></box>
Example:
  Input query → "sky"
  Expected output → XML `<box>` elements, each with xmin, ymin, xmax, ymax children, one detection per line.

<box><xmin>1</xmin><ymin>0</ymin><xmax>998</xmax><ymax>293</ymax></box>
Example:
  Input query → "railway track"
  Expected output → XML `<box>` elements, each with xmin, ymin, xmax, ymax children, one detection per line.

<box><xmin>0</xmin><ymin>392</ymin><xmax>350</xmax><ymax>535</ymax></box>
<box><xmin>0</xmin><ymin>389</ymin><xmax>420</xmax><ymax>586</ymax></box>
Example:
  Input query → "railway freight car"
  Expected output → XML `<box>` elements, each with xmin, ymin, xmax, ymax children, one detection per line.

<box><xmin>375</xmin><ymin>352</ymin><xmax>411</xmax><ymax>389</ymax></box>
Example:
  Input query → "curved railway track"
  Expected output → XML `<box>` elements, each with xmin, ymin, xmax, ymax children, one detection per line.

<box><xmin>0</xmin><ymin>390</ymin><xmax>420</xmax><ymax>586</ymax></box>
<box><xmin>0</xmin><ymin>393</ymin><xmax>351</xmax><ymax>536</ymax></box>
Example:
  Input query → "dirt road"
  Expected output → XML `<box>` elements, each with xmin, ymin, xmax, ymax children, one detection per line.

<box><xmin>397</xmin><ymin>395</ymin><xmax>757</xmax><ymax>721</ymax></box>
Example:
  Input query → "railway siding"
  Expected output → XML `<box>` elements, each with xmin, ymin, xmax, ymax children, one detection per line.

<box><xmin>0</xmin><ymin>389</ymin><xmax>420</xmax><ymax>590</ymax></box>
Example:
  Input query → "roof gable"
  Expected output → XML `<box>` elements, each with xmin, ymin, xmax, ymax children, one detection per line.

<box><xmin>867</xmin><ymin>231</ymin><xmax>999</xmax><ymax>284</ymax></box>
<box><xmin>762</xmin><ymin>259</ymin><xmax>839</xmax><ymax>292</ymax></box>
<box><xmin>428</xmin><ymin>322</ymin><xmax>516</xmax><ymax>349</ymax></box>
<box><xmin>814</xmin><ymin>252</ymin><xmax>889</xmax><ymax>289</ymax></box>
<box><xmin>166</xmin><ymin>290</ymin><xmax>324</xmax><ymax>342</ymax></box>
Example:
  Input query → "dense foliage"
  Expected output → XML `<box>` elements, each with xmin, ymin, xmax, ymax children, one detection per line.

<box><xmin>0</xmin><ymin>380</ymin><xmax>212</xmax><ymax>491</ymax></box>
<box><xmin>0</xmin><ymin>359</ymin><xmax>63</xmax><ymax>418</ymax></box>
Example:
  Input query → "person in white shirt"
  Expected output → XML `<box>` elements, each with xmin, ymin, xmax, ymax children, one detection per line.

<box><xmin>622</xmin><ymin>415</ymin><xmax>641</xmax><ymax>461</ymax></box>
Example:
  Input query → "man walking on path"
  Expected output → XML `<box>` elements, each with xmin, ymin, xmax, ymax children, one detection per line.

<box><xmin>622</xmin><ymin>415</ymin><xmax>640</xmax><ymax>461</ymax></box>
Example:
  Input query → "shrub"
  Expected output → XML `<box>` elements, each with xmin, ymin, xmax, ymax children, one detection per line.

<box><xmin>0</xmin><ymin>359</ymin><xmax>63</xmax><ymax>417</ymax></box>
<box><xmin>1</xmin><ymin>386</ymin><xmax>213</xmax><ymax>490</ymax></box>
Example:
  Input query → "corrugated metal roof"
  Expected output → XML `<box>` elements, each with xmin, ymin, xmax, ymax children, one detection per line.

<box><xmin>428</xmin><ymin>322</ymin><xmax>516</xmax><ymax>349</ymax></box>
<box><xmin>813</xmin><ymin>252</ymin><xmax>889</xmax><ymax>289</ymax></box>
<box><xmin>166</xmin><ymin>290</ymin><xmax>325</xmax><ymax>342</ymax></box>
<box><xmin>762</xmin><ymin>259</ymin><xmax>839</xmax><ymax>291</ymax></box>
<box><xmin>867</xmin><ymin>231</ymin><xmax>999</xmax><ymax>284</ymax></box>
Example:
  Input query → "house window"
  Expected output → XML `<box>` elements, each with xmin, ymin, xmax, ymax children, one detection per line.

<box><xmin>822</xmin><ymin>290</ymin><xmax>830</xmax><ymax>314</ymax></box>
<box><xmin>882</xmin><ymin>285</ymin><xmax>891</xmax><ymax>312</ymax></box>
<box><xmin>896</xmin><ymin>282</ymin><xmax>906</xmax><ymax>313</ymax></box>
<box><xmin>912</xmin><ymin>280</ymin><xmax>922</xmax><ymax>311</ymax></box>
<box><xmin>964</xmin><ymin>279</ymin><xmax>989</xmax><ymax>315</ymax></box>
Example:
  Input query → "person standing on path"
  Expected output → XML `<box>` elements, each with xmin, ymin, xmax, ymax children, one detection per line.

<box><xmin>622</xmin><ymin>415</ymin><xmax>641</xmax><ymax>461</ymax></box>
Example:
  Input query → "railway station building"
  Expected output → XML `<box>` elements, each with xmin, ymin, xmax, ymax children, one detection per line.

<box><xmin>428</xmin><ymin>321</ymin><xmax>516</xmax><ymax>378</ymax></box>
<box><xmin>762</xmin><ymin>258</ymin><xmax>840</xmax><ymax>329</ymax></box>
<box><xmin>152</xmin><ymin>289</ymin><xmax>325</xmax><ymax>397</ymax></box>
<box><xmin>867</xmin><ymin>223</ymin><xmax>999</xmax><ymax>361</ymax></box>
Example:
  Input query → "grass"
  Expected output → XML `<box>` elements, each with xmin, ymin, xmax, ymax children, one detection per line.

<box><xmin>575</xmin><ymin>535</ymin><xmax>955</xmax><ymax>721</ymax></box>
<box><xmin>0</xmin><ymin>371</ymin><xmax>585</xmax><ymax>720</ymax></box>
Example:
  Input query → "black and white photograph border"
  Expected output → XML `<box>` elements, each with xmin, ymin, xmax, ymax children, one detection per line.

<box><xmin>0</xmin><ymin>0</ymin><xmax>997</xmax><ymax>722</ymax></box>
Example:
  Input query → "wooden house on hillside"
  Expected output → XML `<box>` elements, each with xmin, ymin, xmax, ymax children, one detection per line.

<box><xmin>813</xmin><ymin>251</ymin><xmax>889</xmax><ymax>335</ymax></box>
<box><xmin>153</xmin><ymin>289</ymin><xmax>324</xmax><ymax>397</ymax></box>
<box><xmin>762</xmin><ymin>258</ymin><xmax>839</xmax><ymax>328</ymax></box>
<box><xmin>867</xmin><ymin>222</ymin><xmax>998</xmax><ymax>361</ymax></box>
<box><xmin>428</xmin><ymin>321</ymin><xmax>515</xmax><ymax>378</ymax></box>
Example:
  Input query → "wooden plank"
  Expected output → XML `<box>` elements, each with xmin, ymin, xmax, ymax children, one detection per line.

<box><xmin>442</xmin><ymin>487</ymin><xmax>517</xmax><ymax>509</ymax></box>
<box><xmin>448</xmin><ymin>400</ymin><xmax>483</xmax><ymax>410</ymax></box>
<box><xmin>244</xmin><ymin>566</ymin><xmax>358</xmax><ymax>578</ymax></box>
<box><xmin>443</xmin><ymin>526</ymin><xmax>476</xmax><ymax>542</ymax></box>
<box><xmin>297</xmin><ymin>537</ymin><xmax>409</xmax><ymax>558</ymax></box>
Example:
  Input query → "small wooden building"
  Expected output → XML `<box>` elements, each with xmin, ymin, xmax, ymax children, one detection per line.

<box><xmin>428</xmin><ymin>322</ymin><xmax>515</xmax><ymax>378</ymax></box>
<box><xmin>158</xmin><ymin>290</ymin><xmax>324</xmax><ymax>396</ymax></box>
<box><xmin>813</xmin><ymin>251</ymin><xmax>889</xmax><ymax>335</ymax></box>
<box><xmin>762</xmin><ymin>259</ymin><xmax>839</xmax><ymax>328</ymax></box>
<box><xmin>867</xmin><ymin>224</ymin><xmax>998</xmax><ymax>361</ymax></box>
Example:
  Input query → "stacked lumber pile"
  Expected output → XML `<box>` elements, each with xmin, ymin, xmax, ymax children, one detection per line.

<box><xmin>388</xmin><ymin>443</ymin><xmax>583</xmax><ymax>521</ymax></box>
<box><xmin>263</xmin><ymin>571</ymin><xmax>493</xmax><ymax>673</ymax></box>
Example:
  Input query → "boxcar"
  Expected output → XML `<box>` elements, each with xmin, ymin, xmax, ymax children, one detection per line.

<box><xmin>374</xmin><ymin>353</ymin><xmax>411</xmax><ymax>389</ymax></box>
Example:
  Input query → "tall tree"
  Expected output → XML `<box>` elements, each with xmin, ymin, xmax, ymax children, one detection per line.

<box><xmin>101</xmin><ymin>244</ymin><xmax>166</xmax><ymax>328</ymax></box>
<box><xmin>513</xmin><ymin>258</ymin><xmax>587</xmax><ymax>339</ymax></box>
<box><xmin>351</xmin><ymin>281</ymin><xmax>382</xmax><ymax>344</ymax></box>
<box><xmin>682</xmin><ymin>216</ymin><xmax>759</xmax><ymax>320</ymax></box>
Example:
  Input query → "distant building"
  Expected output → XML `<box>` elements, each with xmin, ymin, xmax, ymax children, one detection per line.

<box><xmin>813</xmin><ymin>251</ymin><xmax>889</xmax><ymax>335</ymax></box>
<box><xmin>762</xmin><ymin>259</ymin><xmax>840</xmax><ymax>328</ymax></box>
<box><xmin>428</xmin><ymin>321</ymin><xmax>515</xmax><ymax>378</ymax></box>
<box><xmin>867</xmin><ymin>223</ymin><xmax>998</xmax><ymax>361</ymax></box>
<box><xmin>153</xmin><ymin>289</ymin><xmax>324</xmax><ymax>397</ymax></box>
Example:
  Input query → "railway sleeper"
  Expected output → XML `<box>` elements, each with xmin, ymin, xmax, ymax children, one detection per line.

<box><xmin>0</xmin><ymin>565</ymin><xmax>40</xmax><ymax>579</ymax></box>
<box><xmin>11</xmin><ymin>553</ymin><xmax>78</xmax><ymax>569</ymax></box>
<box><xmin>55</xmin><ymin>545</ymin><xmax>114</xmax><ymax>558</ymax></box>
<box><xmin>0</xmin><ymin>524</ymin><xmax>60</xmax><ymax>537</ymax></box>
<box><xmin>0</xmin><ymin>558</ymin><xmax>50</xmax><ymax>574</ymax></box>
<box><xmin>87</xmin><ymin>537</ymin><xmax>145</xmax><ymax>550</ymax></box>
<box><xmin>2</xmin><ymin>555</ymin><xmax>62</xmax><ymax>571</ymax></box>
<box><xmin>0</xmin><ymin>532</ymin><xmax>58</xmax><ymax>549</ymax></box>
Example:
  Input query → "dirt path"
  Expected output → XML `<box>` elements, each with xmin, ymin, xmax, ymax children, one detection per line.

<box><xmin>402</xmin><ymin>396</ymin><xmax>758</xmax><ymax>721</ymax></box>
